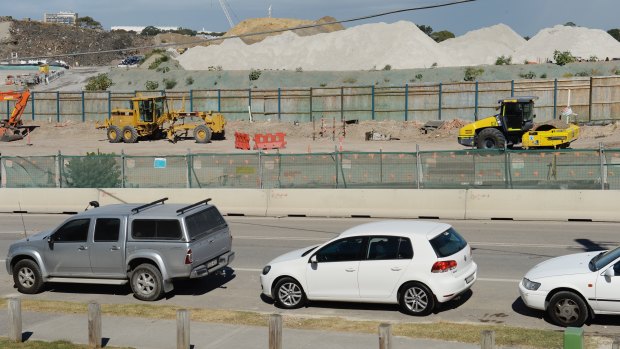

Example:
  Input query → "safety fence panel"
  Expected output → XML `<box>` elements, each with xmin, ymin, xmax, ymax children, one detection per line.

<box><xmin>441</xmin><ymin>83</ymin><xmax>476</xmax><ymax>121</ymax></box>
<box><xmin>419</xmin><ymin>150</ymin><xmax>506</xmax><ymax>189</ymax></box>
<box><xmin>190</xmin><ymin>154</ymin><xmax>259</xmax><ymax>188</ymax></box>
<box><xmin>604</xmin><ymin>149</ymin><xmax>620</xmax><ymax>190</ymax></box>
<box><xmin>592</xmin><ymin>76</ymin><xmax>620</xmax><ymax>122</ymax></box>
<box><xmin>123</xmin><ymin>156</ymin><xmax>188</xmax><ymax>188</ymax></box>
<box><xmin>60</xmin><ymin>155</ymin><xmax>124</xmax><ymax>188</ymax></box>
<box><xmin>340</xmin><ymin>152</ymin><xmax>417</xmax><ymax>188</ymax></box>
<box><xmin>261</xmin><ymin>153</ymin><xmax>337</xmax><ymax>189</ymax></box>
<box><xmin>1</xmin><ymin>156</ymin><xmax>58</xmax><ymax>188</ymax></box>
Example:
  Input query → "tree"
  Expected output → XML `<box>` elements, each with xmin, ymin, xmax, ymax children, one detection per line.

<box><xmin>464</xmin><ymin>67</ymin><xmax>484</xmax><ymax>81</ymax></box>
<box><xmin>495</xmin><ymin>55</ymin><xmax>512</xmax><ymax>65</ymax></box>
<box><xmin>553</xmin><ymin>50</ymin><xmax>576</xmax><ymax>66</ymax></box>
<box><xmin>84</xmin><ymin>73</ymin><xmax>113</xmax><ymax>91</ymax></box>
<box><xmin>431</xmin><ymin>30</ymin><xmax>455</xmax><ymax>43</ymax></box>
<box><xmin>608</xmin><ymin>29</ymin><xmax>620</xmax><ymax>42</ymax></box>
<box><xmin>141</xmin><ymin>26</ymin><xmax>162</xmax><ymax>36</ymax></box>
<box><xmin>417</xmin><ymin>24</ymin><xmax>433</xmax><ymax>36</ymax></box>
<box><xmin>64</xmin><ymin>152</ymin><xmax>122</xmax><ymax>188</ymax></box>
<box><xmin>76</xmin><ymin>16</ymin><xmax>103</xmax><ymax>30</ymax></box>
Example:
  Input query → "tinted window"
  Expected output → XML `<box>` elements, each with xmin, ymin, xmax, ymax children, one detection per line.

<box><xmin>185</xmin><ymin>207</ymin><xmax>227</xmax><ymax>240</ymax></box>
<box><xmin>53</xmin><ymin>219</ymin><xmax>90</xmax><ymax>242</ymax></box>
<box><xmin>316</xmin><ymin>237</ymin><xmax>366</xmax><ymax>262</ymax></box>
<box><xmin>94</xmin><ymin>218</ymin><xmax>121</xmax><ymax>242</ymax></box>
<box><xmin>429</xmin><ymin>228</ymin><xmax>467</xmax><ymax>258</ymax></box>
<box><xmin>366</xmin><ymin>236</ymin><xmax>413</xmax><ymax>260</ymax></box>
<box><xmin>132</xmin><ymin>219</ymin><xmax>182</xmax><ymax>240</ymax></box>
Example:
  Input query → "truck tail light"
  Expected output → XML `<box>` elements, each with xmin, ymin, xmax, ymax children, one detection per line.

<box><xmin>431</xmin><ymin>260</ymin><xmax>457</xmax><ymax>273</ymax></box>
<box><xmin>184</xmin><ymin>249</ymin><xmax>193</xmax><ymax>265</ymax></box>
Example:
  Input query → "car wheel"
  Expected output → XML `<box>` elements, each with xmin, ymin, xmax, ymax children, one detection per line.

<box><xmin>130</xmin><ymin>263</ymin><xmax>164</xmax><ymax>301</ymax></box>
<box><xmin>13</xmin><ymin>259</ymin><xmax>43</xmax><ymax>294</ymax></box>
<box><xmin>274</xmin><ymin>277</ymin><xmax>306</xmax><ymax>309</ymax></box>
<box><xmin>547</xmin><ymin>291</ymin><xmax>588</xmax><ymax>327</ymax></box>
<box><xmin>399</xmin><ymin>282</ymin><xmax>435</xmax><ymax>316</ymax></box>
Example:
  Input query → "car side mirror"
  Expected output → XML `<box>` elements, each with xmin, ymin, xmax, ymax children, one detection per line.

<box><xmin>47</xmin><ymin>236</ymin><xmax>54</xmax><ymax>249</ymax></box>
<box><xmin>309</xmin><ymin>255</ymin><xmax>318</xmax><ymax>264</ymax></box>
<box><xmin>604</xmin><ymin>267</ymin><xmax>615</xmax><ymax>278</ymax></box>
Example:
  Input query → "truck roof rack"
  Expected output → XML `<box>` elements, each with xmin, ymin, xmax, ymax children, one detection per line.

<box><xmin>176</xmin><ymin>198</ymin><xmax>212</xmax><ymax>215</ymax></box>
<box><xmin>132</xmin><ymin>197</ymin><xmax>168</xmax><ymax>214</ymax></box>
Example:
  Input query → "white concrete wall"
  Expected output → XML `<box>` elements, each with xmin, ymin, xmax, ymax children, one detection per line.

<box><xmin>0</xmin><ymin>188</ymin><xmax>618</xmax><ymax>221</ymax></box>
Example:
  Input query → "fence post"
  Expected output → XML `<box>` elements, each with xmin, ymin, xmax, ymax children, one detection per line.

<box><xmin>258</xmin><ymin>151</ymin><xmax>263</xmax><ymax>189</ymax></box>
<box><xmin>475</xmin><ymin>81</ymin><xmax>479</xmax><ymax>120</ymax></box>
<box><xmin>187</xmin><ymin>149</ymin><xmax>192</xmax><ymax>189</ymax></box>
<box><xmin>1</xmin><ymin>156</ymin><xmax>6</xmax><ymax>188</ymax></box>
<box><xmin>588</xmin><ymin>76</ymin><xmax>593</xmax><ymax>123</ymax></box>
<box><xmin>121</xmin><ymin>150</ymin><xmax>126</xmax><ymax>188</ymax></box>
<box><xmin>438</xmin><ymin>82</ymin><xmax>442</xmax><ymax>120</ymax></box>
<box><xmin>404</xmin><ymin>84</ymin><xmax>409</xmax><ymax>121</ymax></box>
<box><xmin>481</xmin><ymin>330</ymin><xmax>495</xmax><ymax>349</ymax></box>
<box><xmin>56</xmin><ymin>91</ymin><xmax>60</xmax><ymax>122</ymax></box>
<box><xmin>599</xmin><ymin>142</ymin><xmax>606</xmax><ymax>190</ymax></box>
<box><xmin>380</xmin><ymin>148</ymin><xmax>383</xmax><ymax>184</ymax></box>
<box><xmin>340</xmin><ymin>86</ymin><xmax>344</xmax><ymax>122</ymax></box>
<box><xmin>269</xmin><ymin>314</ymin><xmax>282</xmax><ymax>349</ymax></box>
<box><xmin>371</xmin><ymin>85</ymin><xmax>375</xmax><ymax>121</ymax></box>
<box><xmin>88</xmin><ymin>302</ymin><xmax>101</xmax><ymax>349</ymax></box>
<box><xmin>510</xmin><ymin>79</ymin><xmax>515</xmax><ymax>97</ymax></box>
<box><xmin>248</xmin><ymin>88</ymin><xmax>252</xmax><ymax>115</ymax></box>
<box><xmin>56</xmin><ymin>150</ymin><xmax>63</xmax><ymax>188</ymax></box>
<box><xmin>553</xmin><ymin>78</ymin><xmax>558</xmax><ymax>120</ymax></box>
<box><xmin>378</xmin><ymin>323</ymin><xmax>392</xmax><ymax>349</ymax></box>
<box><xmin>8</xmin><ymin>297</ymin><xmax>22</xmax><ymax>343</ymax></box>
<box><xmin>81</xmin><ymin>91</ymin><xmax>86</xmax><ymax>122</ymax></box>
<box><xmin>335</xmin><ymin>145</ymin><xmax>339</xmax><ymax>188</ymax></box>
<box><xmin>416</xmin><ymin>144</ymin><xmax>421</xmax><ymax>189</ymax></box>
<box><xmin>217</xmin><ymin>89</ymin><xmax>221</xmax><ymax>112</ymax></box>
<box><xmin>278</xmin><ymin>87</ymin><xmax>281</xmax><ymax>121</ymax></box>
<box><xmin>189</xmin><ymin>89</ymin><xmax>193</xmax><ymax>112</ymax></box>
<box><xmin>309</xmin><ymin>87</ymin><xmax>313</xmax><ymax>122</ymax></box>
<box><xmin>31</xmin><ymin>91</ymin><xmax>35</xmax><ymax>121</ymax></box>
<box><xmin>5</xmin><ymin>100</ymin><xmax>9</xmax><ymax>119</ymax></box>
<box><xmin>177</xmin><ymin>309</ymin><xmax>190</xmax><ymax>349</ymax></box>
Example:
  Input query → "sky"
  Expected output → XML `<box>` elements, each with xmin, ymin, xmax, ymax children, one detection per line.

<box><xmin>2</xmin><ymin>0</ymin><xmax>618</xmax><ymax>37</ymax></box>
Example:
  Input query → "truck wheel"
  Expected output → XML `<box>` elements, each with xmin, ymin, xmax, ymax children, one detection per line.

<box><xmin>122</xmin><ymin>126</ymin><xmax>139</xmax><ymax>143</ymax></box>
<box><xmin>274</xmin><ymin>277</ymin><xmax>306</xmax><ymax>309</ymax></box>
<box><xmin>107</xmin><ymin>126</ymin><xmax>122</xmax><ymax>143</ymax></box>
<box><xmin>476</xmin><ymin>128</ymin><xmax>506</xmax><ymax>149</ymax></box>
<box><xmin>547</xmin><ymin>291</ymin><xmax>588</xmax><ymax>327</ymax></box>
<box><xmin>130</xmin><ymin>264</ymin><xmax>164</xmax><ymax>301</ymax></box>
<box><xmin>193</xmin><ymin>125</ymin><xmax>212</xmax><ymax>143</ymax></box>
<box><xmin>13</xmin><ymin>259</ymin><xmax>43</xmax><ymax>294</ymax></box>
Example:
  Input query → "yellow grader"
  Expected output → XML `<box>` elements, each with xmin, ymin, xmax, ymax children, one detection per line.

<box><xmin>98</xmin><ymin>95</ymin><xmax>226</xmax><ymax>143</ymax></box>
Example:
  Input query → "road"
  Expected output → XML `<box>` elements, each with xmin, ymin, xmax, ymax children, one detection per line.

<box><xmin>1</xmin><ymin>214</ymin><xmax>620</xmax><ymax>335</ymax></box>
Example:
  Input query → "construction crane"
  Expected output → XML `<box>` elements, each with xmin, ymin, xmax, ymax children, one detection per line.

<box><xmin>219</xmin><ymin>0</ymin><xmax>235</xmax><ymax>28</ymax></box>
<box><xmin>0</xmin><ymin>89</ymin><xmax>36</xmax><ymax>142</ymax></box>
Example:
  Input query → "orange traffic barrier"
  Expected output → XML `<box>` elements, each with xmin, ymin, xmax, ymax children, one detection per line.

<box><xmin>253</xmin><ymin>132</ymin><xmax>286</xmax><ymax>150</ymax></box>
<box><xmin>235</xmin><ymin>132</ymin><xmax>251</xmax><ymax>150</ymax></box>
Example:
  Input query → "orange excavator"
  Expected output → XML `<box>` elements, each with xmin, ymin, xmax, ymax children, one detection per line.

<box><xmin>0</xmin><ymin>89</ymin><xmax>35</xmax><ymax>142</ymax></box>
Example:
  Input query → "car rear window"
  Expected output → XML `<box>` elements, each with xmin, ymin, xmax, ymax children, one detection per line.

<box><xmin>429</xmin><ymin>228</ymin><xmax>467</xmax><ymax>257</ymax></box>
<box><xmin>132</xmin><ymin>219</ymin><xmax>182</xmax><ymax>240</ymax></box>
<box><xmin>185</xmin><ymin>206</ymin><xmax>227</xmax><ymax>240</ymax></box>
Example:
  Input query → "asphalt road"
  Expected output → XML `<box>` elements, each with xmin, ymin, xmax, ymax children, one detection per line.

<box><xmin>1</xmin><ymin>214</ymin><xmax>620</xmax><ymax>335</ymax></box>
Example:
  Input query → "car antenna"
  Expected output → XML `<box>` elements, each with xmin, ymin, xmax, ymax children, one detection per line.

<box><xmin>18</xmin><ymin>201</ymin><xmax>28</xmax><ymax>240</ymax></box>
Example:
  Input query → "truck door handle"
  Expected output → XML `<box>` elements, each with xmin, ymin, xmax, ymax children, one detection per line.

<box><xmin>78</xmin><ymin>246</ymin><xmax>88</xmax><ymax>251</ymax></box>
<box><xmin>110</xmin><ymin>246</ymin><xmax>120</xmax><ymax>251</ymax></box>
<box><xmin>345</xmin><ymin>268</ymin><xmax>356</xmax><ymax>272</ymax></box>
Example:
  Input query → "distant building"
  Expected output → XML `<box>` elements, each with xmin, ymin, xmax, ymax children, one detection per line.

<box><xmin>111</xmin><ymin>26</ymin><xmax>180</xmax><ymax>33</ymax></box>
<box><xmin>43</xmin><ymin>11</ymin><xmax>78</xmax><ymax>26</ymax></box>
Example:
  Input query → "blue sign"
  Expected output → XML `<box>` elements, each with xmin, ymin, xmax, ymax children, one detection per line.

<box><xmin>154</xmin><ymin>158</ymin><xmax>167</xmax><ymax>169</ymax></box>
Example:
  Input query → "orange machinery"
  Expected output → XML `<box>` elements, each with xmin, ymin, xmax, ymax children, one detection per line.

<box><xmin>0</xmin><ymin>89</ymin><xmax>34</xmax><ymax>142</ymax></box>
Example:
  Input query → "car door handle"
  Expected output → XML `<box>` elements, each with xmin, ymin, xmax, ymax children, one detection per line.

<box><xmin>110</xmin><ymin>246</ymin><xmax>120</xmax><ymax>251</ymax></box>
<box><xmin>391</xmin><ymin>267</ymin><xmax>402</xmax><ymax>271</ymax></box>
<box><xmin>78</xmin><ymin>246</ymin><xmax>88</xmax><ymax>251</ymax></box>
<box><xmin>345</xmin><ymin>268</ymin><xmax>356</xmax><ymax>272</ymax></box>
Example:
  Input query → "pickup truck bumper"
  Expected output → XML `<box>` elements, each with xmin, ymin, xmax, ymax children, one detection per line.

<box><xmin>190</xmin><ymin>251</ymin><xmax>235</xmax><ymax>278</ymax></box>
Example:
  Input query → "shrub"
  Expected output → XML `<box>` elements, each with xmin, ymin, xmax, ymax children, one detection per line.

<box><xmin>342</xmin><ymin>77</ymin><xmax>357</xmax><ymax>84</ymax></box>
<box><xmin>431</xmin><ymin>62</ymin><xmax>438</xmax><ymax>68</ymax></box>
<box><xmin>463</xmin><ymin>67</ymin><xmax>484</xmax><ymax>81</ymax></box>
<box><xmin>613</xmin><ymin>68</ymin><xmax>620</xmax><ymax>75</ymax></box>
<box><xmin>185</xmin><ymin>76</ymin><xmax>194</xmax><ymax>85</ymax></box>
<box><xmin>540</xmin><ymin>73</ymin><xmax>548</xmax><ymax>79</ymax></box>
<box><xmin>553</xmin><ymin>50</ymin><xmax>576</xmax><ymax>66</ymax></box>
<box><xmin>84</xmin><ymin>73</ymin><xmax>114</xmax><ymax>91</ymax></box>
<box><xmin>562</xmin><ymin>73</ymin><xmax>574</xmax><ymax>78</ymax></box>
<box><xmin>319</xmin><ymin>83</ymin><xmax>327</xmax><ymax>87</ymax></box>
<box><xmin>519</xmin><ymin>71</ymin><xmax>537</xmax><ymax>79</ymax></box>
<box><xmin>295</xmin><ymin>67</ymin><xmax>303</xmax><ymax>72</ymax></box>
<box><xmin>145</xmin><ymin>80</ymin><xmax>159</xmax><ymax>90</ymax></box>
<box><xmin>382</xmin><ymin>64</ymin><xmax>392</xmax><ymax>71</ymax></box>
<box><xmin>156</xmin><ymin>66</ymin><xmax>170</xmax><ymax>73</ymax></box>
<box><xmin>415</xmin><ymin>73</ymin><xmax>423</xmax><ymax>80</ymax></box>
<box><xmin>249</xmin><ymin>69</ymin><xmax>261</xmax><ymax>81</ymax></box>
<box><xmin>575</xmin><ymin>71</ymin><xmax>590</xmax><ymax>77</ymax></box>
<box><xmin>64</xmin><ymin>152</ymin><xmax>122</xmax><ymax>188</ymax></box>
<box><xmin>148</xmin><ymin>55</ymin><xmax>170</xmax><ymax>70</ymax></box>
<box><xmin>495</xmin><ymin>55</ymin><xmax>512</xmax><ymax>65</ymax></box>
<box><xmin>163</xmin><ymin>78</ymin><xmax>177</xmax><ymax>89</ymax></box>
<box><xmin>589</xmin><ymin>55</ymin><xmax>598</xmax><ymax>62</ymax></box>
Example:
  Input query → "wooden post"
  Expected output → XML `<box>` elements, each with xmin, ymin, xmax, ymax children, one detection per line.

<box><xmin>177</xmin><ymin>309</ymin><xmax>190</xmax><ymax>349</ymax></box>
<box><xmin>481</xmin><ymin>330</ymin><xmax>495</xmax><ymax>349</ymax></box>
<box><xmin>612</xmin><ymin>337</ymin><xmax>620</xmax><ymax>349</ymax></box>
<box><xmin>88</xmin><ymin>302</ymin><xmax>101</xmax><ymax>349</ymax></box>
<box><xmin>378</xmin><ymin>323</ymin><xmax>392</xmax><ymax>349</ymax></box>
<box><xmin>8</xmin><ymin>298</ymin><xmax>22</xmax><ymax>343</ymax></box>
<box><xmin>269</xmin><ymin>314</ymin><xmax>282</xmax><ymax>349</ymax></box>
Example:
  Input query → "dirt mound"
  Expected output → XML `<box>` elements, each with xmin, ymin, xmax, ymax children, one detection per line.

<box><xmin>223</xmin><ymin>16</ymin><xmax>344</xmax><ymax>45</ymax></box>
<box><xmin>153</xmin><ymin>32</ymin><xmax>209</xmax><ymax>49</ymax></box>
<box><xmin>0</xmin><ymin>20</ymin><xmax>153</xmax><ymax>66</ymax></box>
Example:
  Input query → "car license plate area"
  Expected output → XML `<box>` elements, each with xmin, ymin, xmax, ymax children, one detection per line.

<box><xmin>207</xmin><ymin>259</ymin><xmax>218</xmax><ymax>269</ymax></box>
<box><xmin>465</xmin><ymin>273</ymin><xmax>474</xmax><ymax>284</ymax></box>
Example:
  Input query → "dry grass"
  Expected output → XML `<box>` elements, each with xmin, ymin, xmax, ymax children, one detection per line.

<box><xmin>0</xmin><ymin>338</ymin><xmax>133</xmax><ymax>349</ymax></box>
<box><xmin>0</xmin><ymin>298</ymin><xmax>604</xmax><ymax>349</ymax></box>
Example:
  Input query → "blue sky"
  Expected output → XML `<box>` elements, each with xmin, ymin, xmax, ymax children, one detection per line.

<box><xmin>3</xmin><ymin>0</ymin><xmax>618</xmax><ymax>37</ymax></box>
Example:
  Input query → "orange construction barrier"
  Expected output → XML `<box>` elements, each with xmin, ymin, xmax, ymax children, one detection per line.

<box><xmin>234</xmin><ymin>132</ymin><xmax>251</xmax><ymax>150</ymax></box>
<box><xmin>253</xmin><ymin>132</ymin><xmax>286</xmax><ymax>150</ymax></box>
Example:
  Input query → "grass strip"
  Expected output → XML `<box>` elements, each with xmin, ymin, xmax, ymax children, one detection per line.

<box><xmin>0</xmin><ymin>298</ymin><xmax>600</xmax><ymax>349</ymax></box>
<box><xmin>0</xmin><ymin>338</ymin><xmax>132</xmax><ymax>349</ymax></box>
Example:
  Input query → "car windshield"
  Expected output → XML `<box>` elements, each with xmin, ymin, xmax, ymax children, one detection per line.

<box><xmin>591</xmin><ymin>246</ymin><xmax>620</xmax><ymax>271</ymax></box>
<box><xmin>429</xmin><ymin>227</ymin><xmax>467</xmax><ymax>258</ymax></box>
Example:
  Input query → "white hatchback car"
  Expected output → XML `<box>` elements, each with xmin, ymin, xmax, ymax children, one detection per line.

<box><xmin>519</xmin><ymin>247</ymin><xmax>620</xmax><ymax>327</ymax></box>
<box><xmin>260</xmin><ymin>220</ymin><xmax>477</xmax><ymax>315</ymax></box>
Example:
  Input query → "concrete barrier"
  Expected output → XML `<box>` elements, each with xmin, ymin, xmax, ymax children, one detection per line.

<box><xmin>266</xmin><ymin>189</ymin><xmax>467</xmax><ymax>219</ymax></box>
<box><xmin>0</xmin><ymin>188</ymin><xmax>99</xmax><ymax>213</ymax></box>
<box><xmin>465</xmin><ymin>189</ymin><xmax>620</xmax><ymax>222</ymax></box>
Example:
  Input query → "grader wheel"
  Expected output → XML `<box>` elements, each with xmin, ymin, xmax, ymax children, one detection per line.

<box><xmin>107</xmin><ymin>125</ymin><xmax>122</xmax><ymax>143</ymax></box>
<box><xmin>193</xmin><ymin>125</ymin><xmax>212</xmax><ymax>143</ymax></box>
<box><xmin>122</xmin><ymin>126</ymin><xmax>139</xmax><ymax>143</ymax></box>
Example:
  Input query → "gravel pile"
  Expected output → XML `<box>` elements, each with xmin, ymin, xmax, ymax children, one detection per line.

<box><xmin>177</xmin><ymin>21</ymin><xmax>620</xmax><ymax>71</ymax></box>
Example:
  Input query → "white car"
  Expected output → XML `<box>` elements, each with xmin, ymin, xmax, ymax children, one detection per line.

<box><xmin>260</xmin><ymin>220</ymin><xmax>477</xmax><ymax>315</ymax></box>
<box><xmin>519</xmin><ymin>247</ymin><xmax>620</xmax><ymax>327</ymax></box>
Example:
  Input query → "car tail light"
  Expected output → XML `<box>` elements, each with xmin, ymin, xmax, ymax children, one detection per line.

<box><xmin>184</xmin><ymin>249</ymin><xmax>193</xmax><ymax>265</ymax></box>
<box><xmin>431</xmin><ymin>260</ymin><xmax>457</xmax><ymax>273</ymax></box>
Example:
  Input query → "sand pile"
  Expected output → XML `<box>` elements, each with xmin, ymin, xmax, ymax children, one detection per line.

<box><xmin>513</xmin><ymin>25</ymin><xmax>620</xmax><ymax>63</ymax></box>
<box><xmin>224</xmin><ymin>16</ymin><xmax>344</xmax><ymax>44</ymax></box>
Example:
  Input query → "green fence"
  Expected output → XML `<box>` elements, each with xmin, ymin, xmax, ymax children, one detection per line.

<box><xmin>1</xmin><ymin>148</ymin><xmax>614</xmax><ymax>190</ymax></box>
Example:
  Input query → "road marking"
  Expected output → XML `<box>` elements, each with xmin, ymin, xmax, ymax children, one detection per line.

<box><xmin>233</xmin><ymin>267</ymin><xmax>261</xmax><ymax>272</ymax></box>
<box><xmin>235</xmin><ymin>236</ymin><xmax>328</xmax><ymax>242</ymax></box>
<box><xmin>0</xmin><ymin>260</ymin><xmax>5</xmax><ymax>264</ymax></box>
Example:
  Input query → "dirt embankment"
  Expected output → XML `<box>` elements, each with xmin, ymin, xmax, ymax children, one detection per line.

<box><xmin>222</xmin><ymin>16</ymin><xmax>344</xmax><ymax>44</ymax></box>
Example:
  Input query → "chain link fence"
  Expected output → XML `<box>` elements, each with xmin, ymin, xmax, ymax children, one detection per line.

<box><xmin>1</xmin><ymin>148</ymin><xmax>614</xmax><ymax>190</ymax></box>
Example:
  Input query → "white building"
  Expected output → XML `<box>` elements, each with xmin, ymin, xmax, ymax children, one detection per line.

<box><xmin>111</xmin><ymin>26</ymin><xmax>180</xmax><ymax>33</ymax></box>
<box><xmin>43</xmin><ymin>11</ymin><xmax>78</xmax><ymax>25</ymax></box>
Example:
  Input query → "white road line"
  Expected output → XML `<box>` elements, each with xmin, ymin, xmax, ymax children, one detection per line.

<box><xmin>0</xmin><ymin>259</ymin><xmax>5</xmax><ymax>263</ymax></box>
<box><xmin>235</xmin><ymin>236</ymin><xmax>328</xmax><ymax>241</ymax></box>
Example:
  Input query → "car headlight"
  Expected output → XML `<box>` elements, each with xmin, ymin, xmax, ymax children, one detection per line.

<box><xmin>262</xmin><ymin>265</ymin><xmax>271</xmax><ymax>275</ymax></box>
<box><xmin>522</xmin><ymin>278</ymin><xmax>541</xmax><ymax>291</ymax></box>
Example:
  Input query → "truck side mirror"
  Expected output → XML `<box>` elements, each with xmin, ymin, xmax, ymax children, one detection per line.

<box><xmin>47</xmin><ymin>236</ymin><xmax>54</xmax><ymax>249</ymax></box>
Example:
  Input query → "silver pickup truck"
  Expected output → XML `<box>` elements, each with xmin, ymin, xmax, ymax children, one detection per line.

<box><xmin>5</xmin><ymin>198</ymin><xmax>235</xmax><ymax>301</ymax></box>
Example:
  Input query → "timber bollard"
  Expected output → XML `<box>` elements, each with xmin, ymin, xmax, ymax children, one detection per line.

<box><xmin>177</xmin><ymin>309</ymin><xmax>190</xmax><ymax>349</ymax></box>
<box><xmin>269</xmin><ymin>314</ymin><xmax>282</xmax><ymax>349</ymax></box>
<box><xmin>378</xmin><ymin>323</ymin><xmax>392</xmax><ymax>349</ymax></box>
<box><xmin>563</xmin><ymin>327</ymin><xmax>584</xmax><ymax>349</ymax></box>
<box><xmin>481</xmin><ymin>330</ymin><xmax>495</xmax><ymax>349</ymax></box>
<box><xmin>88</xmin><ymin>302</ymin><xmax>101</xmax><ymax>349</ymax></box>
<box><xmin>8</xmin><ymin>297</ymin><xmax>22</xmax><ymax>343</ymax></box>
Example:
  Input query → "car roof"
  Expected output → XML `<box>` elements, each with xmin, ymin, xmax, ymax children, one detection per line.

<box><xmin>338</xmin><ymin>220</ymin><xmax>452</xmax><ymax>240</ymax></box>
<box><xmin>74</xmin><ymin>203</ymin><xmax>214</xmax><ymax>219</ymax></box>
